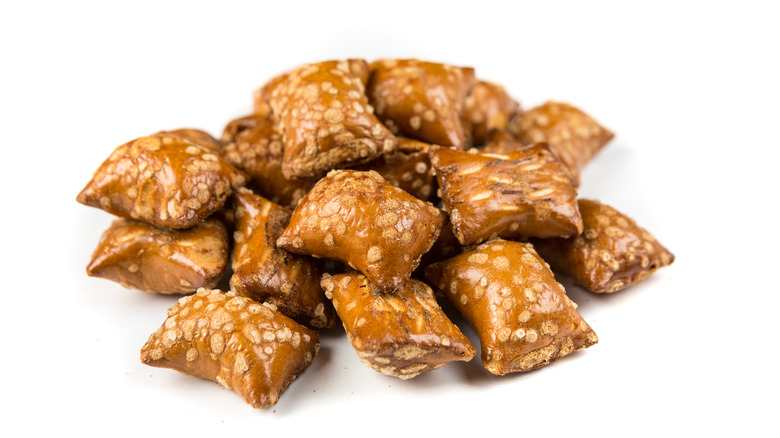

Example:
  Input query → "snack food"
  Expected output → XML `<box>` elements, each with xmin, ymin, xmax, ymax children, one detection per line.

<box><xmin>367</xmin><ymin>59</ymin><xmax>476</xmax><ymax>149</ymax></box>
<box><xmin>87</xmin><ymin>217</ymin><xmax>228</xmax><ymax>294</ymax></box>
<box><xmin>322</xmin><ymin>273</ymin><xmax>475</xmax><ymax>379</ymax></box>
<box><xmin>425</xmin><ymin>239</ymin><xmax>598</xmax><ymax>375</ymax></box>
<box><xmin>221</xmin><ymin>113</ymin><xmax>313</xmax><ymax>208</ymax></box>
<box><xmin>260</xmin><ymin>59</ymin><xmax>397</xmax><ymax>179</ymax></box>
<box><xmin>277</xmin><ymin>169</ymin><xmax>445</xmax><ymax>292</ymax></box>
<box><xmin>141</xmin><ymin>288</ymin><xmax>320</xmax><ymax>409</ymax></box>
<box><xmin>353</xmin><ymin>137</ymin><xmax>435</xmax><ymax>201</ymax></box>
<box><xmin>230</xmin><ymin>188</ymin><xmax>335</xmax><ymax>328</ymax></box>
<box><xmin>463</xmin><ymin>80</ymin><xmax>520</xmax><ymax>146</ymax></box>
<box><xmin>508</xmin><ymin>101</ymin><xmax>614</xmax><ymax>185</ymax></box>
<box><xmin>429</xmin><ymin>145</ymin><xmax>582</xmax><ymax>245</ymax></box>
<box><xmin>77</xmin><ymin>131</ymin><xmax>247</xmax><ymax>229</ymax></box>
<box><xmin>531</xmin><ymin>199</ymin><xmax>675</xmax><ymax>293</ymax></box>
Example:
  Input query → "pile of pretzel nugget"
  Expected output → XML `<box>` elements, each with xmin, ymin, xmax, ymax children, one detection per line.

<box><xmin>77</xmin><ymin>59</ymin><xmax>674</xmax><ymax>409</ymax></box>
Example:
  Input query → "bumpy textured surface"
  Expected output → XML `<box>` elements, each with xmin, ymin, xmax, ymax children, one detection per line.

<box><xmin>141</xmin><ymin>288</ymin><xmax>319</xmax><ymax>409</ymax></box>
<box><xmin>321</xmin><ymin>273</ymin><xmax>475</xmax><ymax>379</ymax></box>
<box><xmin>261</xmin><ymin>59</ymin><xmax>397</xmax><ymax>179</ymax></box>
<box><xmin>532</xmin><ymin>199</ymin><xmax>675</xmax><ymax>293</ymax></box>
<box><xmin>463</xmin><ymin>80</ymin><xmax>520</xmax><ymax>146</ymax></box>
<box><xmin>429</xmin><ymin>145</ymin><xmax>582</xmax><ymax>245</ymax></box>
<box><xmin>353</xmin><ymin>137</ymin><xmax>435</xmax><ymax>201</ymax></box>
<box><xmin>87</xmin><ymin>217</ymin><xmax>228</xmax><ymax>294</ymax></box>
<box><xmin>425</xmin><ymin>239</ymin><xmax>598</xmax><ymax>375</ymax></box>
<box><xmin>277</xmin><ymin>169</ymin><xmax>445</xmax><ymax>292</ymax></box>
<box><xmin>230</xmin><ymin>188</ymin><xmax>335</xmax><ymax>328</ymax></box>
<box><xmin>221</xmin><ymin>113</ymin><xmax>313</xmax><ymax>208</ymax></box>
<box><xmin>479</xmin><ymin>128</ymin><xmax>527</xmax><ymax>154</ymax></box>
<box><xmin>367</xmin><ymin>59</ymin><xmax>475</xmax><ymax>149</ymax></box>
<box><xmin>77</xmin><ymin>132</ymin><xmax>247</xmax><ymax>228</ymax></box>
<box><xmin>508</xmin><ymin>101</ymin><xmax>613</xmax><ymax>185</ymax></box>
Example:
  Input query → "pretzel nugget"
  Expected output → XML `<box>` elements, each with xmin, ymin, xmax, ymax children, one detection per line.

<box><xmin>260</xmin><ymin>59</ymin><xmax>397</xmax><ymax>179</ymax></box>
<box><xmin>353</xmin><ymin>137</ymin><xmax>435</xmax><ymax>201</ymax></box>
<box><xmin>429</xmin><ymin>145</ymin><xmax>582</xmax><ymax>245</ymax></box>
<box><xmin>221</xmin><ymin>113</ymin><xmax>313</xmax><ymax>208</ymax></box>
<box><xmin>532</xmin><ymin>199</ymin><xmax>675</xmax><ymax>293</ymax></box>
<box><xmin>230</xmin><ymin>188</ymin><xmax>335</xmax><ymax>328</ymax></box>
<box><xmin>86</xmin><ymin>217</ymin><xmax>228</xmax><ymax>294</ymax></box>
<box><xmin>321</xmin><ymin>273</ymin><xmax>475</xmax><ymax>379</ymax></box>
<box><xmin>141</xmin><ymin>288</ymin><xmax>319</xmax><ymax>409</ymax></box>
<box><xmin>508</xmin><ymin>101</ymin><xmax>614</xmax><ymax>185</ymax></box>
<box><xmin>425</xmin><ymin>239</ymin><xmax>598</xmax><ymax>375</ymax></box>
<box><xmin>159</xmin><ymin>128</ymin><xmax>224</xmax><ymax>152</ymax></box>
<box><xmin>463</xmin><ymin>80</ymin><xmax>520</xmax><ymax>146</ymax></box>
<box><xmin>277</xmin><ymin>169</ymin><xmax>445</xmax><ymax>292</ymax></box>
<box><xmin>77</xmin><ymin>132</ymin><xmax>247</xmax><ymax>229</ymax></box>
<box><xmin>367</xmin><ymin>59</ymin><xmax>475</xmax><ymax>149</ymax></box>
<box><xmin>480</xmin><ymin>128</ymin><xmax>527</xmax><ymax>154</ymax></box>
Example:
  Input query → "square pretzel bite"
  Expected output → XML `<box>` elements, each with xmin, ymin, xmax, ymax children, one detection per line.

<box><xmin>259</xmin><ymin>59</ymin><xmax>398</xmax><ymax>179</ymax></box>
<box><xmin>353</xmin><ymin>137</ymin><xmax>435</xmax><ymax>201</ymax></box>
<box><xmin>480</xmin><ymin>128</ymin><xmax>527</xmax><ymax>154</ymax></box>
<box><xmin>321</xmin><ymin>273</ymin><xmax>475</xmax><ymax>379</ymax></box>
<box><xmin>429</xmin><ymin>145</ymin><xmax>583</xmax><ymax>245</ymax></box>
<box><xmin>463</xmin><ymin>80</ymin><xmax>520</xmax><ymax>146</ymax></box>
<box><xmin>87</xmin><ymin>217</ymin><xmax>228</xmax><ymax>294</ymax></box>
<box><xmin>425</xmin><ymin>239</ymin><xmax>598</xmax><ymax>375</ymax></box>
<box><xmin>367</xmin><ymin>59</ymin><xmax>476</xmax><ymax>149</ymax></box>
<box><xmin>157</xmin><ymin>128</ymin><xmax>224</xmax><ymax>152</ymax></box>
<box><xmin>230</xmin><ymin>188</ymin><xmax>335</xmax><ymax>328</ymax></box>
<box><xmin>77</xmin><ymin>131</ymin><xmax>247</xmax><ymax>229</ymax></box>
<box><xmin>507</xmin><ymin>101</ymin><xmax>614</xmax><ymax>186</ymax></box>
<box><xmin>221</xmin><ymin>113</ymin><xmax>313</xmax><ymax>208</ymax></box>
<box><xmin>141</xmin><ymin>288</ymin><xmax>320</xmax><ymax>409</ymax></box>
<box><xmin>531</xmin><ymin>199</ymin><xmax>675</xmax><ymax>293</ymax></box>
<box><xmin>276</xmin><ymin>169</ymin><xmax>445</xmax><ymax>292</ymax></box>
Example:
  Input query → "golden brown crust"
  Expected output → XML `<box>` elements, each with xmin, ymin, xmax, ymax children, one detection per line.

<box><xmin>480</xmin><ymin>128</ymin><xmax>527</xmax><ymax>154</ymax></box>
<box><xmin>352</xmin><ymin>137</ymin><xmax>435</xmax><ymax>201</ymax></box>
<box><xmin>429</xmin><ymin>145</ymin><xmax>582</xmax><ymax>245</ymax></box>
<box><xmin>260</xmin><ymin>59</ymin><xmax>398</xmax><ymax>179</ymax></box>
<box><xmin>141</xmin><ymin>288</ymin><xmax>319</xmax><ymax>408</ymax></box>
<box><xmin>367</xmin><ymin>59</ymin><xmax>475</xmax><ymax>149</ymax></box>
<box><xmin>230</xmin><ymin>188</ymin><xmax>335</xmax><ymax>328</ymax></box>
<box><xmin>158</xmin><ymin>128</ymin><xmax>224</xmax><ymax>152</ymax></box>
<box><xmin>87</xmin><ymin>218</ymin><xmax>228</xmax><ymax>294</ymax></box>
<box><xmin>532</xmin><ymin>199</ymin><xmax>675</xmax><ymax>293</ymax></box>
<box><xmin>463</xmin><ymin>81</ymin><xmax>520</xmax><ymax>146</ymax></box>
<box><xmin>277</xmin><ymin>169</ymin><xmax>445</xmax><ymax>292</ymax></box>
<box><xmin>508</xmin><ymin>101</ymin><xmax>614</xmax><ymax>185</ymax></box>
<box><xmin>425</xmin><ymin>239</ymin><xmax>598</xmax><ymax>375</ymax></box>
<box><xmin>321</xmin><ymin>273</ymin><xmax>475</xmax><ymax>379</ymax></box>
<box><xmin>77</xmin><ymin>132</ymin><xmax>247</xmax><ymax>229</ymax></box>
<box><xmin>220</xmin><ymin>113</ymin><xmax>313</xmax><ymax>208</ymax></box>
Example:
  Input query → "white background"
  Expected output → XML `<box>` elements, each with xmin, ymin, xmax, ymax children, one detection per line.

<box><xmin>2</xmin><ymin>1</ymin><xmax>778</xmax><ymax>436</ymax></box>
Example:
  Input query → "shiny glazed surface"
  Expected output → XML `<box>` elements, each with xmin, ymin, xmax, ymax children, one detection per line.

<box><xmin>322</xmin><ymin>273</ymin><xmax>475</xmax><ymax>379</ymax></box>
<box><xmin>277</xmin><ymin>169</ymin><xmax>445</xmax><ymax>292</ymax></box>
<box><xmin>230</xmin><ymin>188</ymin><xmax>334</xmax><ymax>328</ymax></box>
<box><xmin>425</xmin><ymin>239</ymin><xmax>598</xmax><ymax>375</ymax></box>
<box><xmin>141</xmin><ymin>288</ymin><xmax>320</xmax><ymax>409</ymax></box>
